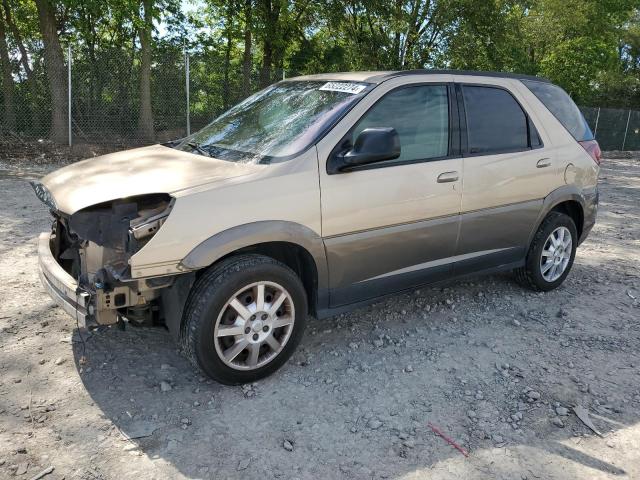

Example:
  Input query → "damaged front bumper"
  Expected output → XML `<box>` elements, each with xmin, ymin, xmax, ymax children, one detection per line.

<box><xmin>38</xmin><ymin>232</ymin><xmax>91</xmax><ymax>327</ymax></box>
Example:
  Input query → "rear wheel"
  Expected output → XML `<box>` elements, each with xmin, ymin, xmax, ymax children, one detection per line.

<box><xmin>515</xmin><ymin>212</ymin><xmax>577</xmax><ymax>291</ymax></box>
<box><xmin>181</xmin><ymin>254</ymin><xmax>307</xmax><ymax>385</ymax></box>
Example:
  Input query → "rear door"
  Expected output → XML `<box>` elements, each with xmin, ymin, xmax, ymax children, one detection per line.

<box><xmin>316</xmin><ymin>76</ymin><xmax>463</xmax><ymax>307</ymax></box>
<box><xmin>454</xmin><ymin>78</ymin><xmax>562</xmax><ymax>274</ymax></box>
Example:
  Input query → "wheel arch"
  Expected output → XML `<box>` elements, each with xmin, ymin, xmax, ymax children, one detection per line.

<box><xmin>527</xmin><ymin>186</ymin><xmax>586</xmax><ymax>247</ymax></box>
<box><xmin>180</xmin><ymin>221</ymin><xmax>329</xmax><ymax>316</ymax></box>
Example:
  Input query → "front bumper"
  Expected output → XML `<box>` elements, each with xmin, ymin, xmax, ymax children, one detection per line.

<box><xmin>38</xmin><ymin>232</ymin><xmax>91</xmax><ymax>327</ymax></box>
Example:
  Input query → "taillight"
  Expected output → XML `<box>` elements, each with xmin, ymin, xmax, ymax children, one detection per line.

<box><xmin>579</xmin><ymin>139</ymin><xmax>602</xmax><ymax>165</ymax></box>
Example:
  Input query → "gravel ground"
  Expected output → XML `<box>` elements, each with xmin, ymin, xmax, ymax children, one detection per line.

<box><xmin>0</xmin><ymin>154</ymin><xmax>639</xmax><ymax>480</ymax></box>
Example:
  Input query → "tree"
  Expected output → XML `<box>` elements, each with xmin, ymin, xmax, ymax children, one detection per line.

<box><xmin>242</xmin><ymin>0</ymin><xmax>253</xmax><ymax>96</ymax></box>
<box><xmin>34</xmin><ymin>0</ymin><xmax>67</xmax><ymax>143</ymax></box>
<box><xmin>0</xmin><ymin>11</ymin><xmax>16</xmax><ymax>130</ymax></box>
<box><xmin>2</xmin><ymin>0</ymin><xmax>41</xmax><ymax>131</ymax></box>
<box><xmin>138</xmin><ymin>0</ymin><xmax>154</xmax><ymax>141</ymax></box>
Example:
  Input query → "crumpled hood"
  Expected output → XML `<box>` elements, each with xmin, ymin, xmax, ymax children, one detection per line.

<box><xmin>39</xmin><ymin>144</ymin><xmax>262</xmax><ymax>214</ymax></box>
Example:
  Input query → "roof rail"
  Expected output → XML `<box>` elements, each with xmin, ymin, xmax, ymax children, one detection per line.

<box><xmin>371</xmin><ymin>69</ymin><xmax>551</xmax><ymax>84</ymax></box>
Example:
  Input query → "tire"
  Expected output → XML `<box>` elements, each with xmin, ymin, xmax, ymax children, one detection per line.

<box><xmin>515</xmin><ymin>211</ymin><xmax>578</xmax><ymax>292</ymax></box>
<box><xmin>181</xmin><ymin>254</ymin><xmax>308</xmax><ymax>385</ymax></box>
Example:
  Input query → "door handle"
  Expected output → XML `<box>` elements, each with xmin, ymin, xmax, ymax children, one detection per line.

<box><xmin>536</xmin><ymin>158</ymin><xmax>551</xmax><ymax>168</ymax></box>
<box><xmin>437</xmin><ymin>171</ymin><xmax>459</xmax><ymax>183</ymax></box>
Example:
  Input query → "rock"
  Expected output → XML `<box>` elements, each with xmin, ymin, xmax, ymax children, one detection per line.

<box><xmin>527</xmin><ymin>390</ymin><xmax>541</xmax><ymax>401</ymax></box>
<box><xmin>368</xmin><ymin>418</ymin><xmax>383</xmax><ymax>430</ymax></box>
<box><xmin>160</xmin><ymin>381</ymin><xmax>172</xmax><ymax>392</ymax></box>
<box><xmin>54</xmin><ymin>357</ymin><xmax>65</xmax><ymax>366</ymax></box>
<box><xmin>237</xmin><ymin>458</ymin><xmax>250</xmax><ymax>470</ymax></box>
<box><xmin>467</xmin><ymin>410</ymin><xmax>477</xmax><ymax>419</ymax></box>
<box><xmin>373</xmin><ymin>339</ymin><xmax>384</xmax><ymax>348</ymax></box>
<box><xmin>348</xmin><ymin>342</ymin><xmax>359</xmax><ymax>350</ymax></box>
<box><xmin>180</xmin><ymin>417</ymin><xmax>191</xmax><ymax>425</ymax></box>
<box><xmin>551</xmin><ymin>417</ymin><xmax>564</xmax><ymax>428</ymax></box>
<box><xmin>283</xmin><ymin>439</ymin><xmax>294</xmax><ymax>451</ymax></box>
<box><xmin>555</xmin><ymin>406</ymin><xmax>569</xmax><ymax>416</ymax></box>
<box><xmin>167</xmin><ymin>440</ymin><xmax>178</xmax><ymax>451</ymax></box>
<box><xmin>16</xmin><ymin>463</ymin><xmax>28</xmax><ymax>475</ymax></box>
<box><xmin>405</xmin><ymin>365</ymin><xmax>414</xmax><ymax>373</ymax></box>
<box><xmin>493</xmin><ymin>435</ymin><xmax>504</xmax><ymax>443</ymax></box>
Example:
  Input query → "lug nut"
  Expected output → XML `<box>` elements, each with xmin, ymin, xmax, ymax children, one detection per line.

<box><xmin>250</xmin><ymin>315</ymin><xmax>256</xmax><ymax>321</ymax></box>
<box><xmin>245</xmin><ymin>327</ymin><xmax>251</xmax><ymax>334</ymax></box>
<box><xmin>262</xmin><ymin>325</ymin><xmax>269</xmax><ymax>332</ymax></box>
<box><xmin>252</xmin><ymin>333</ymin><xmax>259</xmax><ymax>341</ymax></box>
<box><xmin>261</xmin><ymin>314</ymin><xmax>268</xmax><ymax>320</ymax></box>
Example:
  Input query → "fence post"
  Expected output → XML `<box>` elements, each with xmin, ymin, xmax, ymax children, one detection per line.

<box><xmin>593</xmin><ymin>107</ymin><xmax>600</xmax><ymax>138</ymax></box>
<box><xmin>622</xmin><ymin>109</ymin><xmax>631</xmax><ymax>151</ymax></box>
<box><xmin>185</xmin><ymin>49</ymin><xmax>190</xmax><ymax>137</ymax></box>
<box><xmin>68</xmin><ymin>44</ymin><xmax>72</xmax><ymax>147</ymax></box>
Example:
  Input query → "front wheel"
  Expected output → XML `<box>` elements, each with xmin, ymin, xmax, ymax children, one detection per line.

<box><xmin>181</xmin><ymin>254</ymin><xmax>308</xmax><ymax>385</ymax></box>
<box><xmin>515</xmin><ymin>212</ymin><xmax>577</xmax><ymax>292</ymax></box>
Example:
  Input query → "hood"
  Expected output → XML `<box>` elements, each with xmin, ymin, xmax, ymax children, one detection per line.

<box><xmin>38</xmin><ymin>145</ymin><xmax>263</xmax><ymax>214</ymax></box>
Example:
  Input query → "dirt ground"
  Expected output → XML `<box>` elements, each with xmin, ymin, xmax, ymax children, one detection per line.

<box><xmin>0</xmin><ymin>152</ymin><xmax>639</xmax><ymax>480</ymax></box>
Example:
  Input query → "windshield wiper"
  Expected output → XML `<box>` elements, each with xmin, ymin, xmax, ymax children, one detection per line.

<box><xmin>185</xmin><ymin>141</ymin><xmax>211</xmax><ymax>157</ymax></box>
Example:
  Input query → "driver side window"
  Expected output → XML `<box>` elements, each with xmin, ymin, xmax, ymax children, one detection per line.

<box><xmin>353</xmin><ymin>84</ymin><xmax>449</xmax><ymax>164</ymax></box>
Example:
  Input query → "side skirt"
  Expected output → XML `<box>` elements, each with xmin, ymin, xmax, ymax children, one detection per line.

<box><xmin>314</xmin><ymin>259</ymin><xmax>524</xmax><ymax>320</ymax></box>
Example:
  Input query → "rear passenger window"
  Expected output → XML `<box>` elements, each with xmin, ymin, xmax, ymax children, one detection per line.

<box><xmin>462</xmin><ymin>86</ymin><xmax>529</xmax><ymax>154</ymax></box>
<box><xmin>353</xmin><ymin>85</ymin><xmax>449</xmax><ymax>163</ymax></box>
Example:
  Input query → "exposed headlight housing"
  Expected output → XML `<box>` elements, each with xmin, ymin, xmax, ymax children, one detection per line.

<box><xmin>129</xmin><ymin>200</ymin><xmax>173</xmax><ymax>243</ymax></box>
<box><xmin>30</xmin><ymin>181</ymin><xmax>57</xmax><ymax>211</ymax></box>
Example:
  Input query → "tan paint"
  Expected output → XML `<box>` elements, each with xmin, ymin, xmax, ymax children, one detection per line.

<box><xmin>41</xmin><ymin>144</ymin><xmax>264</xmax><ymax>214</ymax></box>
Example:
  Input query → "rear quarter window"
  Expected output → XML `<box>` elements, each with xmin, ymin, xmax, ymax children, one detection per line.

<box><xmin>522</xmin><ymin>80</ymin><xmax>594</xmax><ymax>142</ymax></box>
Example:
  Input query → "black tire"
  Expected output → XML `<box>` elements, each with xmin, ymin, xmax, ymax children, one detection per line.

<box><xmin>181</xmin><ymin>254</ymin><xmax>308</xmax><ymax>385</ymax></box>
<box><xmin>515</xmin><ymin>211</ymin><xmax>578</xmax><ymax>292</ymax></box>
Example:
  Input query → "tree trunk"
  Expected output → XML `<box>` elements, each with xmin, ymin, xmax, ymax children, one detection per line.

<box><xmin>34</xmin><ymin>0</ymin><xmax>67</xmax><ymax>143</ymax></box>
<box><xmin>259</xmin><ymin>0</ymin><xmax>280</xmax><ymax>88</ymax></box>
<box><xmin>0</xmin><ymin>14</ymin><xmax>16</xmax><ymax>130</ymax></box>
<box><xmin>242</xmin><ymin>0</ymin><xmax>252</xmax><ymax>97</ymax></box>
<box><xmin>260</xmin><ymin>39</ymin><xmax>272</xmax><ymax>88</ymax></box>
<box><xmin>222</xmin><ymin>2</ymin><xmax>235</xmax><ymax>110</ymax></box>
<box><xmin>137</xmin><ymin>0</ymin><xmax>154</xmax><ymax>142</ymax></box>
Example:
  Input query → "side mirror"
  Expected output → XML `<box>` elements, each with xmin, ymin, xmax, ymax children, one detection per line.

<box><xmin>329</xmin><ymin>127</ymin><xmax>401</xmax><ymax>173</ymax></box>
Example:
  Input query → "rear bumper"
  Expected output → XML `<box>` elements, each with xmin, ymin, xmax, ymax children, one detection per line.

<box><xmin>38</xmin><ymin>232</ymin><xmax>90</xmax><ymax>326</ymax></box>
<box><xmin>579</xmin><ymin>189</ymin><xmax>598</xmax><ymax>245</ymax></box>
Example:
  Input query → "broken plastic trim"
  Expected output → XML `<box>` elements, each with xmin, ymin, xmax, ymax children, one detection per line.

<box><xmin>68</xmin><ymin>194</ymin><xmax>173</xmax><ymax>251</ymax></box>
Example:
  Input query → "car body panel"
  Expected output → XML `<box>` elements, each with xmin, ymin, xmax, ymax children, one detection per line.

<box><xmin>129</xmin><ymin>148</ymin><xmax>322</xmax><ymax>277</ymax></box>
<box><xmin>315</xmin><ymin>74</ymin><xmax>463</xmax><ymax>306</ymax></box>
<box><xmin>39</xmin><ymin>144</ymin><xmax>264</xmax><ymax>214</ymax></box>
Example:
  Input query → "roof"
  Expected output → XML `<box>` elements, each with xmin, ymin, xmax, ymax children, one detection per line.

<box><xmin>289</xmin><ymin>69</ymin><xmax>551</xmax><ymax>84</ymax></box>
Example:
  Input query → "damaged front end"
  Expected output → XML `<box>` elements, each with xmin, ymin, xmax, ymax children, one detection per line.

<box><xmin>34</xmin><ymin>182</ymin><xmax>176</xmax><ymax>327</ymax></box>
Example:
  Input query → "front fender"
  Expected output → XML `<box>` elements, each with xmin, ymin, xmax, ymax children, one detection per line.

<box><xmin>180</xmin><ymin>220</ymin><xmax>329</xmax><ymax>306</ymax></box>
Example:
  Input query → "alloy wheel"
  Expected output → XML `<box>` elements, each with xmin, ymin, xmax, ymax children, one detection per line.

<box><xmin>540</xmin><ymin>226</ymin><xmax>572</xmax><ymax>282</ymax></box>
<box><xmin>213</xmin><ymin>281</ymin><xmax>295</xmax><ymax>371</ymax></box>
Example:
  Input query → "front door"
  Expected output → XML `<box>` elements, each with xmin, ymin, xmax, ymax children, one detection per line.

<box><xmin>317</xmin><ymin>77</ymin><xmax>463</xmax><ymax>307</ymax></box>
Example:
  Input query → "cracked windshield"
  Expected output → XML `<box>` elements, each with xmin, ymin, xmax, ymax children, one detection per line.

<box><xmin>176</xmin><ymin>80</ymin><xmax>371</xmax><ymax>163</ymax></box>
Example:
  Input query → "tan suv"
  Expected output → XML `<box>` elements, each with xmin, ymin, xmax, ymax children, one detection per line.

<box><xmin>33</xmin><ymin>70</ymin><xmax>600</xmax><ymax>384</ymax></box>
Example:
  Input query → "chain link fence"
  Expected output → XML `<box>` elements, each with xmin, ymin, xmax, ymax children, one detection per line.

<box><xmin>1</xmin><ymin>43</ymin><xmax>638</xmax><ymax>151</ymax></box>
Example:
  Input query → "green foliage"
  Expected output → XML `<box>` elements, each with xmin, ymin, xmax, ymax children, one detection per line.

<box><xmin>1</xmin><ymin>0</ymin><xmax>638</xmax><ymax>141</ymax></box>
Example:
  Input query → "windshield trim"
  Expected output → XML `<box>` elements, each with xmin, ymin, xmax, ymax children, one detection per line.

<box><xmin>175</xmin><ymin>80</ymin><xmax>376</xmax><ymax>164</ymax></box>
